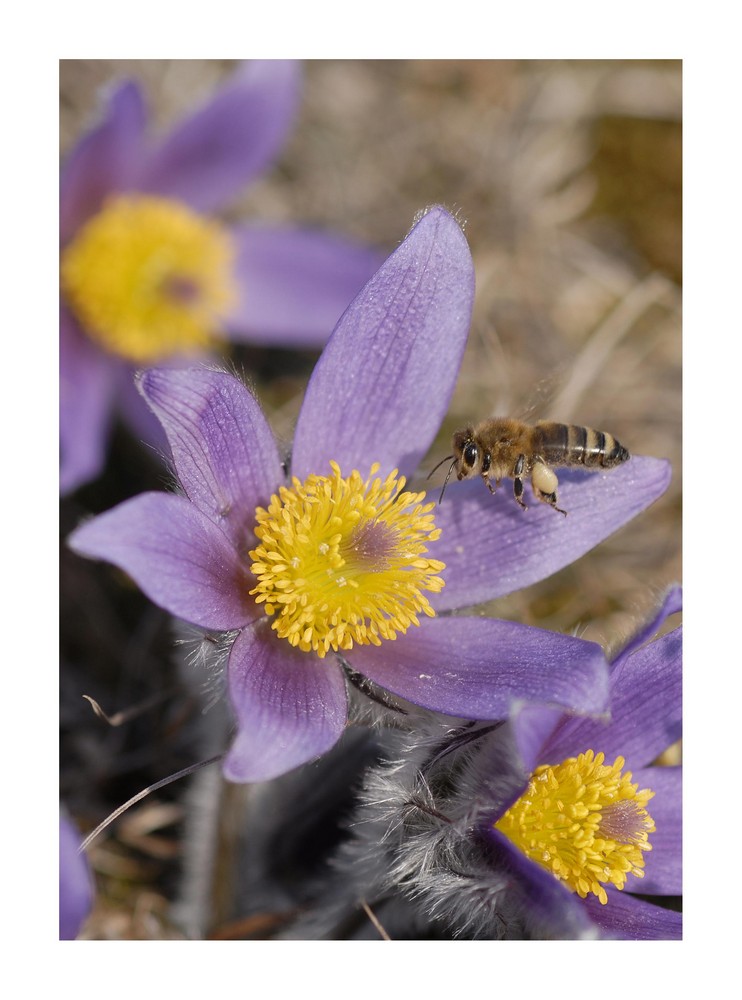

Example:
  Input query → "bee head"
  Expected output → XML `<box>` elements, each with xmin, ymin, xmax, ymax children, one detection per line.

<box><xmin>452</xmin><ymin>428</ymin><xmax>480</xmax><ymax>479</ymax></box>
<box><xmin>428</xmin><ymin>427</ymin><xmax>480</xmax><ymax>504</ymax></box>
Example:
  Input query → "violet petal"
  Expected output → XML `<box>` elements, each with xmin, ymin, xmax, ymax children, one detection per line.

<box><xmin>138</xmin><ymin>61</ymin><xmax>301</xmax><ymax>214</ymax></box>
<box><xmin>634</xmin><ymin>765</ymin><xmax>682</xmax><ymax>895</ymax></box>
<box><xmin>226</xmin><ymin>224</ymin><xmax>385</xmax><ymax>347</ymax></box>
<box><xmin>481</xmin><ymin>826</ymin><xmax>598</xmax><ymax>939</ymax></box>
<box><xmin>581</xmin><ymin>889</ymin><xmax>682</xmax><ymax>940</ymax></box>
<box><xmin>114</xmin><ymin>362</ymin><xmax>170</xmax><ymax>463</ymax></box>
<box><xmin>138</xmin><ymin>367</ymin><xmax>283</xmax><ymax>548</ymax></box>
<box><xmin>60</xmin><ymin>305</ymin><xmax>116</xmax><ymax>495</ymax></box>
<box><xmin>223</xmin><ymin>622</ymin><xmax>348</xmax><ymax>782</ymax></box>
<box><xmin>59</xmin><ymin>813</ymin><xmax>94</xmax><ymax>940</ymax></box>
<box><xmin>430</xmin><ymin>455</ymin><xmax>672</xmax><ymax>611</ymax></box>
<box><xmin>60</xmin><ymin>80</ymin><xmax>146</xmax><ymax>244</ymax></box>
<box><xmin>347</xmin><ymin>616</ymin><xmax>608</xmax><ymax>719</ymax></box>
<box><xmin>291</xmin><ymin>206</ymin><xmax>475</xmax><ymax>482</ymax></box>
<box><xmin>68</xmin><ymin>492</ymin><xmax>254</xmax><ymax>631</ymax></box>
<box><xmin>510</xmin><ymin>704</ymin><xmax>570</xmax><ymax>775</ymax></box>
<box><xmin>612</xmin><ymin>583</ymin><xmax>681</xmax><ymax>663</ymax></box>
<box><xmin>541</xmin><ymin>624</ymin><xmax>681</xmax><ymax>770</ymax></box>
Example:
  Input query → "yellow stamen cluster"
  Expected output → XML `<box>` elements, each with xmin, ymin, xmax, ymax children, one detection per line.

<box><xmin>60</xmin><ymin>194</ymin><xmax>236</xmax><ymax>363</ymax></box>
<box><xmin>249</xmin><ymin>461</ymin><xmax>446</xmax><ymax>658</ymax></box>
<box><xmin>495</xmin><ymin>750</ymin><xmax>655</xmax><ymax>905</ymax></box>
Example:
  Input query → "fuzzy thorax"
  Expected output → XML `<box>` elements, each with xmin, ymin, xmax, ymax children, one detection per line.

<box><xmin>61</xmin><ymin>195</ymin><xmax>236</xmax><ymax>363</ymax></box>
<box><xmin>495</xmin><ymin>750</ymin><xmax>655</xmax><ymax>905</ymax></box>
<box><xmin>249</xmin><ymin>462</ymin><xmax>445</xmax><ymax>658</ymax></box>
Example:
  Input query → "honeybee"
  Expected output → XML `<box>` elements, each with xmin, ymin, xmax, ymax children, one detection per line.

<box><xmin>430</xmin><ymin>418</ymin><xmax>630</xmax><ymax>515</ymax></box>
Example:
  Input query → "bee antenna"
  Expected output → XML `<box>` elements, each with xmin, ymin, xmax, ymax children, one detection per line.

<box><xmin>438</xmin><ymin>458</ymin><xmax>458</xmax><ymax>504</ymax></box>
<box><xmin>427</xmin><ymin>454</ymin><xmax>454</xmax><ymax>480</ymax></box>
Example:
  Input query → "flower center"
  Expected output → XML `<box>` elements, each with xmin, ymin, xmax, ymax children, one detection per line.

<box><xmin>495</xmin><ymin>750</ymin><xmax>655</xmax><ymax>905</ymax></box>
<box><xmin>60</xmin><ymin>195</ymin><xmax>236</xmax><ymax>363</ymax></box>
<box><xmin>249</xmin><ymin>462</ymin><xmax>446</xmax><ymax>658</ymax></box>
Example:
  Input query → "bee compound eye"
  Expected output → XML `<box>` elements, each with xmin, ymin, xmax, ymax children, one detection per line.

<box><xmin>463</xmin><ymin>442</ymin><xmax>478</xmax><ymax>467</ymax></box>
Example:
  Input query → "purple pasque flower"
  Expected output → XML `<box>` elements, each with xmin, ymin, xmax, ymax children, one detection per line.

<box><xmin>59</xmin><ymin>811</ymin><xmax>94</xmax><ymax>940</ymax></box>
<box><xmin>69</xmin><ymin>206</ymin><xmax>671</xmax><ymax>784</ymax></box>
<box><xmin>276</xmin><ymin>589</ymin><xmax>681</xmax><ymax>941</ymax></box>
<box><xmin>60</xmin><ymin>60</ymin><xmax>383</xmax><ymax>494</ymax></box>
<box><xmin>478</xmin><ymin>585</ymin><xmax>682</xmax><ymax>939</ymax></box>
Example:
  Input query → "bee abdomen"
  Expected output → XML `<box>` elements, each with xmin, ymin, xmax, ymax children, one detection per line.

<box><xmin>535</xmin><ymin>422</ymin><xmax>630</xmax><ymax>469</ymax></box>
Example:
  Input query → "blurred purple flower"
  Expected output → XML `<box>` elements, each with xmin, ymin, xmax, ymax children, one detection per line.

<box><xmin>60</xmin><ymin>60</ymin><xmax>383</xmax><ymax>494</ymax></box>
<box><xmin>59</xmin><ymin>811</ymin><xmax>94</xmax><ymax>940</ymax></box>
<box><xmin>69</xmin><ymin>206</ymin><xmax>671</xmax><ymax>783</ymax></box>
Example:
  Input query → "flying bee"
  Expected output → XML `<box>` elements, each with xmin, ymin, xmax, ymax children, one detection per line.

<box><xmin>429</xmin><ymin>418</ymin><xmax>630</xmax><ymax>515</ymax></box>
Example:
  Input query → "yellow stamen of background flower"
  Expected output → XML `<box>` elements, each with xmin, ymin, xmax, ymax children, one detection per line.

<box><xmin>495</xmin><ymin>750</ymin><xmax>655</xmax><ymax>905</ymax></box>
<box><xmin>60</xmin><ymin>195</ymin><xmax>236</xmax><ymax>363</ymax></box>
<box><xmin>249</xmin><ymin>462</ymin><xmax>446</xmax><ymax>658</ymax></box>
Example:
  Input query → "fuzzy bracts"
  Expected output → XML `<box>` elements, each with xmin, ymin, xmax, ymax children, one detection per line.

<box><xmin>280</xmin><ymin>719</ymin><xmax>588</xmax><ymax>940</ymax></box>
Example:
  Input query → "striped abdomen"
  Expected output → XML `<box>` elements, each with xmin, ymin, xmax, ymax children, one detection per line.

<box><xmin>534</xmin><ymin>422</ymin><xmax>630</xmax><ymax>469</ymax></box>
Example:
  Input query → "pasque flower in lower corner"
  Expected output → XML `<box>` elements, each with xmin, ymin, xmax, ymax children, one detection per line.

<box><xmin>274</xmin><ymin>588</ymin><xmax>680</xmax><ymax>940</ymax></box>
<box><xmin>60</xmin><ymin>60</ymin><xmax>382</xmax><ymax>494</ymax></box>
<box><xmin>489</xmin><ymin>586</ymin><xmax>681</xmax><ymax>939</ymax></box>
<box><xmin>69</xmin><ymin>206</ymin><xmax>671</xmax><ymax>783</ymax></box>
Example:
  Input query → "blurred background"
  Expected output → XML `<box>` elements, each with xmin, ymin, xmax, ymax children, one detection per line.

<box><xmin>60</xmin><ymin>59</ymin><xmax>681</xmax><ymax>938</ymax></box>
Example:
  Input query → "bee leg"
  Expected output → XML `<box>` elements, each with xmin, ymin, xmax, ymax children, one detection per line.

<box><xmin>483</xmin><ymin>473</ymin><xmax>497</xmax><ymax>496</ymax></box>
<box><xmin>513</xmin><ymin>454</ymin><xmax>528</xmax><ymax>510</ymax></box>
<box><xmin>531</xmin><ymin>461</ymin><xmax>567</xmax><ymax>516</ymax></box>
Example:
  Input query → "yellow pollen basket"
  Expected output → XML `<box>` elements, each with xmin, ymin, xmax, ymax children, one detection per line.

<box><xmin>495</xmin><ymin>750</ymin><xmax>655</xmax><ymax>906</ymax></box>
<box><xmin>60</xmin><ymin>195</ymin><xmax>236</xmax><ymax>364</ymax></box>
<box><xmin>249</xmin><ymin>461</ymin><xmax>446</xmax><ymax>658</ymax></box>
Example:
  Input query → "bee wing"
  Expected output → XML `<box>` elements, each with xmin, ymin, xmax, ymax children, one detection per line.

<box><xmin>510</xmin><ymin>367</ymin><xmax>567</xmax><ymax>424</ymax></box>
